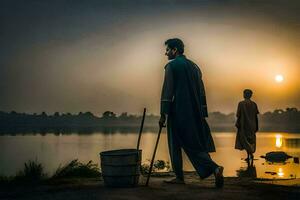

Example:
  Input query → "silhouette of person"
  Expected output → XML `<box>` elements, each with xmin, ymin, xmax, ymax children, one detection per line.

<box><xmin>159</xmin><ymin>38</ymin><xmax>224</xmax><ymax>188</ymax></box>
<box><xmin>235</xmin><ymin>89</ymin><xmax>259</xmax><ymax>161</ymax></box>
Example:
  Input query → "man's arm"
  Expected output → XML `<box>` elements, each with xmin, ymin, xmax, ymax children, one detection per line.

<box><xmin>255</xmin><ymin>103</ymin><xmax>259</xmax><ymax>132</ymax></box>
<box><xmin>199</xmin><ymin>79</ymin><xmax>208</xmax><ymax>117</ymax></box>
<box><xmin>255</xmin><ymin>115</ymin><xmax>259</xmax><ymax>132</ymax></box>
<box><xmin>197</xmin><ymin>68</ymin><xmax>208</xmax><ymax>117</ymax></box>
<box><xmin>160</xmin><ymin>64</ymin><xmax>174</xmax><ymax>127</ymax></box>
<box><xmin>235</xmin><ymin>102</ymin><xmax>241</xmax><ymax>128</ymax></box>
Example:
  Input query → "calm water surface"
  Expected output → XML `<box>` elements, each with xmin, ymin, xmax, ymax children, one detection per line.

<box><xmin>0</xmin><ymin>132</ymin><xmax>299</xmax><ymax>179</ymax></box>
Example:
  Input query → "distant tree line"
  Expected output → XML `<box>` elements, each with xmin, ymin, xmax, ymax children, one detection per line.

<box><xmin>206</xmin><ymin>108</ymin><xmax>300</xmax><ymax>132</ymax></box>
<box><xmin>0</xmin><ymin>107</ymin><xmax>299</xmax><ymax>134</ymax></box>
<box><xmin>258</xmin><ymin>108</ymin><xmax>300</xmax><ymax>132</ymax></box>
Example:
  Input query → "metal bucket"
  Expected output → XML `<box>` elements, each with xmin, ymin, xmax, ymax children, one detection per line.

<box><xmin>100</xmin><ymin>149</ymin><xmax>142</xmax><ymax>187</ymax></box>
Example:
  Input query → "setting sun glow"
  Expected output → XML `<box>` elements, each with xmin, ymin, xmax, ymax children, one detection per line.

<box><xmin>275</xmin><ymin>74</ymin><xmax>284</xmax><ymax>83</ymax></box>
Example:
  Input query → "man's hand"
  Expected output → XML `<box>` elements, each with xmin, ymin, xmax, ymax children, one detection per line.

<box><xmin>159</xmin><ymin>114</ymin><xmax>167</xmax><ymax>128</ymax></box>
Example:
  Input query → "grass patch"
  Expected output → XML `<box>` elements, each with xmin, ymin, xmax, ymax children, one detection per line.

<box><xmin>0</xmin><ymin>160</ymin><xmax>47</xmax><ymax>185</ymax></box>
<box><xmin>52</xmin><ymin>159</ymin><xmax>101</xmax><ymax>179</ymax></box>
<box><xmin>0</xmin><ymin>159</ymin><xmax>101</xmax><ymax>185</ymax></box>
<box><xmin>141</xmin><ymin>160</ymin><xmax>170</xmax><ymax>175</ymax></box>
<box><xmin>0</xmin><ymin>175</ymin><xmax>13</xmax><ymax>185</ymax></box>
<box><xmin>14</xmin><ymin>160</ymin><xmax>47</xmax><ymax>183</ymax></box>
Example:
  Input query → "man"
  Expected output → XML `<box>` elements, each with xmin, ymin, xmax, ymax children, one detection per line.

<box><xmin>235</xmin><ymin>89</ymin><xmax>259</xmax><ymax>161</ymax></box>
<box><xmin>159</xmin><ymin>38</ymin><xmax>224</xmax><ymax>188</ymax></box>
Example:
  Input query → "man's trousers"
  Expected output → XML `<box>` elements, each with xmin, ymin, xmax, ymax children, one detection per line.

<box><xmin>167</xmin><ymin>126</ymin><xmax>219</xmax><ymax>180</ymax></box>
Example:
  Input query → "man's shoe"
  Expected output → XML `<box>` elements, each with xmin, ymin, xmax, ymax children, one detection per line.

<box><xmin>163</xmin><ymin>178</ymin><xmax>185</xmax><ymax>184</ymax></box>
<box><xmin>214</xmin><ymin>166</ymin><xmax>224</xmax><ymax>188</ymax></box>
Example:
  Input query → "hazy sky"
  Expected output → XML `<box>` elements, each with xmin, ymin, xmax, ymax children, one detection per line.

<box><xmin>1</xmin><ymin>0</ymin><xmax>299</xmax><ymax>115</ymax></box>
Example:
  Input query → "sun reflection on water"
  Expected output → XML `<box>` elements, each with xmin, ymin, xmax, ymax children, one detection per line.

<box><xmin>275</xmin><ymin>134</ymin><xmax>283</xmax><ymax>148</ymax></box>
<box><xmin>278</xmin><ymin>168</ymin><xmax>284</xmax><ymax>177</ymax></box>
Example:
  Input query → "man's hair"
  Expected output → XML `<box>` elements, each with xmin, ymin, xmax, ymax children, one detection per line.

<box><xmin>243</xmin><ymin>89</ymin><xmax>253</xmax><ymax>99</ymax></box>
<box><xmin>164</xmin><ymin>38</ymin><xmax>184</xmax><ymax>54</ymax></box>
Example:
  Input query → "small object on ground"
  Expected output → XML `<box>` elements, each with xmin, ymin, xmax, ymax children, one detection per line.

<box><xmin>163</xmin><ymin>178</ymin><xmax>185</xmax><ymax>184</ymax></box>
<box><xmin>293</xmin><ymin>157</ymin><xmax>299</xmax><ymax>164</ymax></box>
<box><xmin>100</xmin><ymin>149</ymin><xmax>142</xmax><ymax>187</ymax></box>
<box><xmin>214</xmin><ymin>166</ymin><xmax>224</xmax><ymax>188</ymax></box>
<box><xmin>260</xmin><ymin>151</ymin><xmax>292</xmax><ymax>163</ymax></box>
<box><xmin>100</xmin><ymin>108</ymin><xmax>146</xmax><ymax>187</ymax></box>
<box><xmin>265</xmin><ymin>171</ymin><xmax>277</xmax><ymax>175</ymax></box>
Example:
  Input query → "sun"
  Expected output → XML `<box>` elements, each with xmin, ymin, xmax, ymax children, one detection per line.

<box><xmin>275</xmin><ymin>74</ymin><xmax>284</xmax><ymax>83</ymax></box>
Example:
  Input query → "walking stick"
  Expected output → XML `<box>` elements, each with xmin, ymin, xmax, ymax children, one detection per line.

<box><xmin>137</xmin><ymin>108</ymin><xmax>146</xmax><ymax>151</ymax></box>
<box><xmin>145</xmin><ymin>125</ymin><xmax>163</xmax><ymax>186</ymax></box>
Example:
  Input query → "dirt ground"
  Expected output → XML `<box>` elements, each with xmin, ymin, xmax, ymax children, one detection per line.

<box><xmin>1</xmin><ymin>173</ymin><xmax>299</xmax><ymax>200</ymax></box>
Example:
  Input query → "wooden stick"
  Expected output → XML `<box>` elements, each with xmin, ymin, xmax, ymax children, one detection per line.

<box><xmin>145</xmin><ymin>125</ymin><xmax>163</xmax><ymax>186</ymax></box>
<box><xmin>137</xmin><ymin>108</ymin><xmax>146</xmax><ymax>150</ymax></box>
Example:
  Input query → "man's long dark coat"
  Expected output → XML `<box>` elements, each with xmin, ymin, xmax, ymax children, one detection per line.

<box><xmin>160</xmin><ymin>55</ymin><xmax>216</xmax><ymax>153</ymax></box>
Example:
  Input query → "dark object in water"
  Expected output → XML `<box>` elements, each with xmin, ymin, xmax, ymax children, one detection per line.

<box><xmin>260</xmin><ymin>151</ymin><xmax>292</xmax><ymax>163</ymax></box>
<box><xmin>100</xmin><ymin>149</ymin><xmax>142</xmax><ymax>187</ymax></box>
<box><xmin>265</xmin><ymin>171</ymin><xmax>277</xmax><ymax>175</ymax></box>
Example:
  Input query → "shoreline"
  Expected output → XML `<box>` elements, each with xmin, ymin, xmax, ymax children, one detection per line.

<box><xmin>0</xmin><ymin>126</ymin><xmax>299</xmax><ymax>134</ymax></box>
<box><xmin>1</xmin><ymin>173</ymin><xmax>299</xmax><ymax>200</ymax></box>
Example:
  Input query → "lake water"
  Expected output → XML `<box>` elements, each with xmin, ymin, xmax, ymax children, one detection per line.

<box><xmin>0</xmin><ymin>131</ymin><xmax>300</xmax><ymax>179</ymax></box>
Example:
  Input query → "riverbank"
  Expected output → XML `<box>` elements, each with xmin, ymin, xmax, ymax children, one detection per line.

<box><xmin>1</xmin><ymin>173</ymin><xmax>299</xmax><ymax>200</ymax></box>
